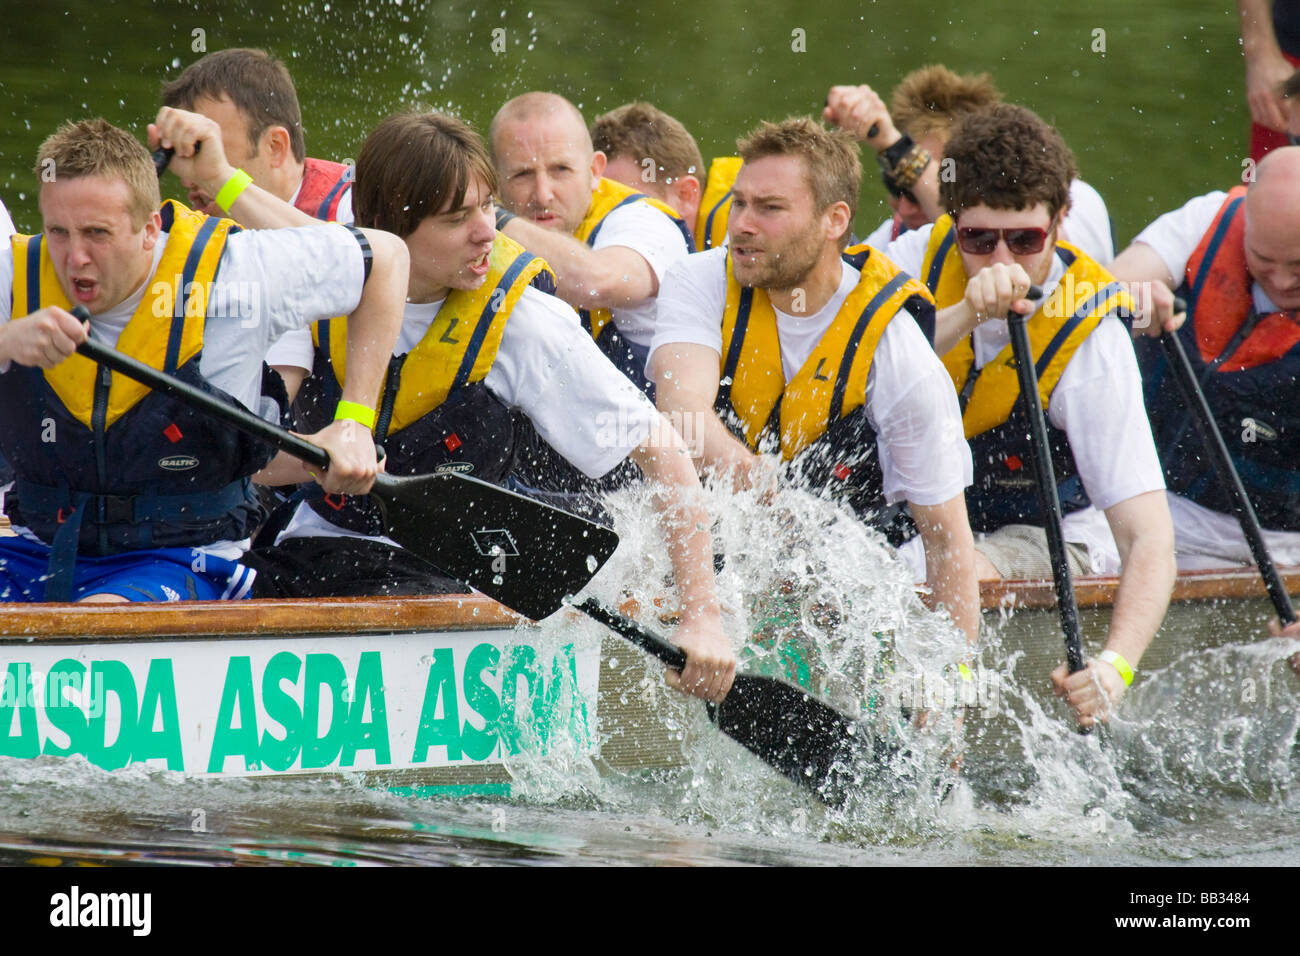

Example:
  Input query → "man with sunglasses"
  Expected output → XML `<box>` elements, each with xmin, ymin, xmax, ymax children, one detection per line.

<box><xmin>649</xmin><ymin>117</ymin><xmax>982</xmax><ymax>649</ymax></box>
<box><xmin>885</xmin><ymin>104</ymin><xmax>1174</xmax><ymax>727</ymax></box>
<box><xmin>1109</xmin><ymin>146</ymin><xmax>1300</xmax><ymax>587</ymax></box>
<box><xmin>824</xmin><ymin>67</ymin><xmax>1114</xmax><ymax>265</ymax></box>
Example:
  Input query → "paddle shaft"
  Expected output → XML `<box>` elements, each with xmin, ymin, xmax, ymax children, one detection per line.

<box><xmin>1005</xmin><ymin>308</ymin><xmax>1088</xmax><ymax>676</ymax></box>
<box><xmin>574</xmin><ymin>597</ymin><xmax>685</xmax><ymax>669</ymax></box>
<box><xmin>572</xmin><ymin>596</ymin><xmax>887</xmax><ymax>806</ymax></box>
<box><xmin>1158</xmin><ymin>322</ymin><xmax>1297</xmax><ymax>625</ymax></box>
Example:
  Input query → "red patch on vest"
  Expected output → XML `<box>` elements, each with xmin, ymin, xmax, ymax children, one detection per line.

<box><xmin>1005</xmin><ymin>455</ymin><xmax>1023</xmax><ymax>471</ymax></box>
<box><xmin>443</xmin><ymin>433</ymin><xmax>463</xmax><ymax>452</ymax></box>
<box><xmin>832</xmin><ymin>463</ymin><xmax>852</xmax><ymax>481</ymax></box>
<box><xmin>163</xmin><ymin>424</ymin><xmax>183</xmax><ymax>443</ymax></box>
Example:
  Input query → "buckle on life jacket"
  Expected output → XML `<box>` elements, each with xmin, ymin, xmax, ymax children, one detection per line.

<box><xmin>322</xmin><ymin>493</ymin><xmax>347</xmax><ymax>512</ymax></box>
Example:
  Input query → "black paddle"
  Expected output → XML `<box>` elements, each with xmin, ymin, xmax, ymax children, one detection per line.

<box><xmin>68</xmin><ymin>308</ymin><xmax>618</xmax><ymax>620</ymax></box>
<box><xmin>1004</xmin><ymin>287</ymin><xmax>1090</xmax><ymax>731</ymax></box>
<box><xmin>572</xmin><ymin>598</ymin><xmax>894</xmax><ymax>804</ymax></box>
<box><xmin>1158</xmin><ymin>298</ymin><xmax>1297</xmax><ymax>627</ymax></box>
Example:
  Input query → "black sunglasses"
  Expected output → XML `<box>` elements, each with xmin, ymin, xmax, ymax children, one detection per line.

<box><xmin>956</xmin><ymin>224</ymin><xmax>1053</xmax><ymax>256</ymax></box>
<box><xmin>881</xmin><ymin>173</ymin><xmax>918</xmax><ymax>206</ymax></box>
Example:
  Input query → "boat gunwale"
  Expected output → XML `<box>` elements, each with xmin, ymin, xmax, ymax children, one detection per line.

<box><xmin>981</xmin><ymin>566</ymin><xmax>1300</xmax><ymax>610</ymax></box>
<box><xmin>0</xmin><ymin>566</ymin><xmax>1294</xmax><ymax>643</ymax></box>
<box><xmin>0</xmin><ymin>593</ymin><xmax>522</xmax><ymax>642</ymax></box>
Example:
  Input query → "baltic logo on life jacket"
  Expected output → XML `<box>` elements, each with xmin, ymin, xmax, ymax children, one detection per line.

<box><xmin>1241</xmin><ymin>417</ymin><xmax>1278</xmax><ymax>441</ymax></box>
<box><xmin>158</xmin><ymin>455</ymin><xmax>200</xmax><ymax>471</ymax></box>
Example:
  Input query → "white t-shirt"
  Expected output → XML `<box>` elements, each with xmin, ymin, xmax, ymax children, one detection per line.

<box><xmin>648</xmin><ymin>246</ymin><xmax>972</xmax><ymax>507</ymax></box>
<box><xmin>863</xmin><ymin>178</ymin><xmax>1115</xmax><ymax>265</ymax></box>
<box><xmin>591</xmin><ymin>194</ymin><xmax>692</xmax><ymax>348</ymax></box>
<box><xmin>275</xmin><ymin>285</ymin><xmax>661</xmax><ymax>544</ymax></box>
<box><xmin>1133</xmin><ymin>190</ymin><xmax>1280</xmax><ymax>313</ymax></box>
<box><xmin>0</xmin><ymin>198</ymin><xmax>14</xmax><ymax>243</ymax></box>
<box><xmin>885</xmin><ymin>227</ymin><xmax>1166</xmax><ymax>519</ymax></box>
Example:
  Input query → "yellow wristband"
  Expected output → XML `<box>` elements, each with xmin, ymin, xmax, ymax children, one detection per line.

<box><xmin>333</xmin><ymin>400</ymin><xmax>376</xmax><ymax>430</ymax></box>
<box><xmin>214</xmin><ymin>169</ymin><xmax>254</xmax><ymax>214</ymax></box>
<box><xmin>1098</xmin><ymin>650</ymin><xmax>1134</xmax><ymax>686</ymax></box>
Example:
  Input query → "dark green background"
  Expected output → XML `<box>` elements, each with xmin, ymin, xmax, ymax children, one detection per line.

<box><xmin>0</xmin><ymin>0</ymin><xmax>1253</xmax><ymax>242</ymax></box>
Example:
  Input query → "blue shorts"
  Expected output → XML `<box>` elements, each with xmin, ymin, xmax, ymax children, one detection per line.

<box><xmin>0</xmin><ymin>536</ymin><xmax>256</xmax><ymax>603</ymax></box>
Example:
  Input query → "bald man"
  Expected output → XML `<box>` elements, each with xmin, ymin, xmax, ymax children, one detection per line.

<box><xmin>1111</xmin><ymin>147</ymin><xmax>1300</xmax><ymax>582</ymax></box>
<box><xmin>489</xmin><ymin>92</ymin><xmax>694</xmax><ymax>397</ymax></box>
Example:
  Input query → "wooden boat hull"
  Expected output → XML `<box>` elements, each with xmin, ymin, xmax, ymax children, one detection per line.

<box><xmin>0</xmin><ymin>596</ymin><xmax>689</xmax><ymax>794</ymax></box>
<box><xmin>0</xmin><ymin>567</ymin><xmax>1295</xmax><ymax>791</ymax></box>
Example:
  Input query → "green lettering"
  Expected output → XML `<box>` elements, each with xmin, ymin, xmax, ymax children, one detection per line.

<box><xmin>259</xmin><ymin>652</ymin><xmax>303</xmax><ymax>772</ymax></box>
<box><xmin>208</xmin><ymin>657</ymin><xmax>261</xmax><ymax>773</ymax></box>
<box><xmin>500</xmin><ymin>646</ymin><xmax>542</xmax><ymax>755</ymax></box>
<box><xmin>301</xmin><ymin>654</ymin><xmax>347</xmax><ymax>769</ymax></box>
<box><xmin>460</xmin><ymin>643</ymin><xmax>501</xmax><ymax>762</ymax></box>
<box><xmin>42</xmin><ymin>660</ymin><xmax>87</xmax><ymax>758</ymax></box>
<box><xmin>500</xmin><ymin>644</ymin><xmax>589</xmax><ymax>754</ymax></box>
<box><xmin>0</xmin><ymin>663</ymin><xmax>39</xmax><ymax>758</ymax></box>
<box><xmin>340</xmin><ymin>651</ymin><xmax>390</xmax><ymax>767</ymax></box>
<box><xmin>133</xmin><ymin>659</ymin><xmax>183</xmax><ymax>770</ymax></box>
<box><xmin>86</xmin><ymin>660</ymin><xmax>137</xmax><ymax>771</ymax></box>
<box><xmin>411</xmin><ymin>647</ymin><xmax>462</xmax><ymax>762</ymax></box>
<box><xmin>546</xmin><ymin>644</ymin><xmax>591</xmax><ymax>750</ymax></box>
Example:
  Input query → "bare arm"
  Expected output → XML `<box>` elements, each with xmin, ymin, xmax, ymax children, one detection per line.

<box><xmin>1239</xmin><ymin>0</ymin><xmax>1293</xmax><ymax>132</ymax></box>
<box><xmin>149</xmin><ymin>107</ymin><xmax>319</xmax><ymax>230</ymax></box>
<box><xmin>1051</xmin><ymin>490</ymin><xmax>1175</xmax><ymax>726</ymax></box>
<box><xmin>823</xmin><ymin>83</ymin><xmax>944</xmax><ymax>224</ymax></box>
<box><xmin>294</xmin><ymin>229</ymin><xmax>407</xmax><ymax>493</ymax></box>
<box><xmin>628</xmin><ymin>416</ymin><xmax>735</xmax><ymax>702</ymax></box>
<box><xmin>499</xmin><ymin>216</ymin><xmax>658</xmax><ymax>310</ymax></box>
<box><xmin>910</xmin><ymin>494</ymin><xmax>981</xmax><ymax>647</ymax></box>
<box><xmin>649</xmin><ymin>341</ymin><xmax>771</xmax><ymax>490</ymax></box>
<box><xmin>1109</xmin><ymin>241</ymin><xmax>1184</xmax><ymax>334</ymax></box>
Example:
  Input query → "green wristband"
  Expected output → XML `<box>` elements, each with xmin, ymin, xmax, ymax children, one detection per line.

<box><xmin>214</xmin><ymin>169</ymin><xmax>254</xmax><ymax>214</ymax></box>
<box><xmin>334</xmin><ymin>400</ymin><xmax>376</xmax><ymax>430</ymax></box>
<box><xmin>1098</xmin><ymin>649</ymin><xmax>1135</xmax><ymax>686</ymax></box>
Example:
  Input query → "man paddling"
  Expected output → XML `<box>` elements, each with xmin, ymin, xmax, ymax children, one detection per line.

<box><xmin>590</xmin><ymin>101</ymin><xmax>742</xmax><ymax>253</ymax></box>
<box><xmin>648</xmin><ymin>116</ymin><xmax>982</xmax><ymax>650</ymax></box>
<box><xmin>1110</xmin><ymin>147</ymin><xmax>1300</xmax><ymax>591</ymax></box>
<box><xmin>161</xmin><ymin>48</ymin><xmax>354</xmax><ymax>224</ymax></box>
<box><xmin>883</xmin><ymin>104</ymin><xmax>1175</xmax><ymax>725</ymax></box>
<box><xmin>169</xmin><ymin>109</ymin><xmax>736</xmax><ymax>703</ymax></box>
<box><xmin>0</xmin><ymin>118</ymin><xmax>406</xmax><ymax>604</ymax></box>
<box><xmin>488</xmin><ymin>92</ymin><xmax>695</xmax><ymax>397</ymax></box>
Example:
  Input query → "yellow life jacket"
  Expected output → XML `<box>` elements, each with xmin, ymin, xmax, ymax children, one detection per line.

<box><xmin>573</xmin><ymin>177</ymin><xmax>693</xmax><ymax>341</ymax></box>
<box><xmin>718</xmin><ymin>243</ymin><xmax>934</xmax><ymax>461</ymax></box>
<box><xmin>695</xmin><ymin>156</ymin><xmax>742</xmax><ymax>252</ymax></box>
<box><xmin>9</xmin><ymin>199</ymin><xmax>237</xmax><ymax>428</ymax></box>
<box><xmin>312</xmin><ymin>232</ymin><xmax>553</xmax><ymax>435</ymax></box>
<box><xmin>920</xmin><ymin>215</ymin><xmax>1133</xmax><ymax>439</ymax></box>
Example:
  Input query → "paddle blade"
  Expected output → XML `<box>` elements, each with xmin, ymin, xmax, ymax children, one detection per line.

<box><xmin>712</xmin><ymin>673</ymin><xmax>894</xmax><ymax>804</ymax></box>
<box><xmin>369</xmin><ymin>471</ymin><xmax>619</xmax><ymax>620</ymax></box>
